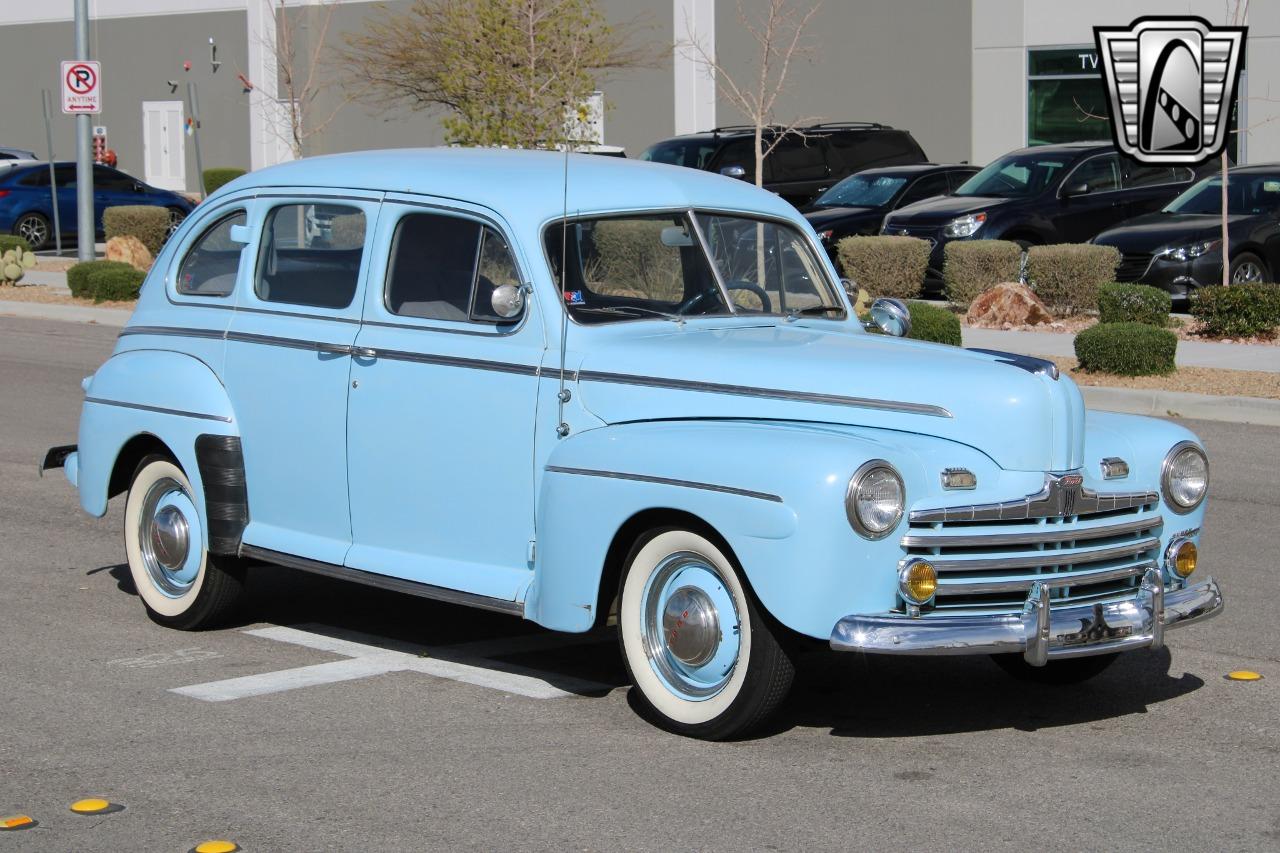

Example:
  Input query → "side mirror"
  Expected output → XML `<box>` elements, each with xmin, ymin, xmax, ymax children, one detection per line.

<box><xmin>1062</xmin><ymin>182</ymin><xmax>1091</xmax><ymax>198</ymax></box>
<box><xmin>719</xmin><ymin>165</ymin><xmax>747</xmax><ymax>180</ymax></box>
<box><xmin>133</xmin><ymin>182</ymin><xmax>145</xmax><ymax>193</ymax></box>
<box><xmin>490</xmin><ymin>284</ymin><xmax>525</xmax><ymax>320</ymax></box>
<box><xmin>867</xmin><ymin>297</ymin><xmax>912</xmax><ymax>338</ymax></box>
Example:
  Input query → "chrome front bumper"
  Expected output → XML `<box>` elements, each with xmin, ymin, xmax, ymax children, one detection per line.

<box><xmin>830</xmin><ymin>569</ymin><xmax>1222</xmax><ymax>666</ymax></box>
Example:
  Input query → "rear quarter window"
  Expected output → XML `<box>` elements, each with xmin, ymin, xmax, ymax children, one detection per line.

<box><xmin>177</xmin><ymin>211</ymin><xmax>247</xmax><ymax>297</ymax></box>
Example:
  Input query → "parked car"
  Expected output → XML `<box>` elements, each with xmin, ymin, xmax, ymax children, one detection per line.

<box><xmin>802</xmin><ymin>164</ymin><xmax>979</xmax><ymax>261</ymax></box>
<box><xmin>881</xmin><ymin>141</ymin><xmax>1206</xmax><ymax>289</ymax></box>
<box><xmin>640</xmin><ymin>123</ymin><xmax>928</xmax><ymax>207</ymax></box>
<box><xmin>41</xmin><ymin>149</ymin><xmax>1221</xmax><ymax>739</ymax></box>
<box><xmin>0</xmin><ymin>161</ymin><xmax>194</xmax><ymax>250</ymax></box>
<box><xmin>1091</xmin><ymin>165</ymin><xmax>1280</xmax><ymax>300</ymax></box>
<box><xmin>0</xmin><ymin>147</ymin><xmax>38</xmax><ymax>160</ymax></box>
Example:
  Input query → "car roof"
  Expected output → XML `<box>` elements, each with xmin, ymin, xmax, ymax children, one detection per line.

<box><xmin>1227</xmin><ymin>163</ymin><xmax>1280</xmax><ymax>175</ymax></box>
<box><xmin>846</xmin><ymin>163</ymin><xmax>975</xmax><ymax>178</ymax></box>
<box><xmin>1002</xmin><ymin>141</ymin><xmax>1114</xmax><ymax>158</ymax></box>
<box><xmin>214</xmin><ymin>147</ymin><xmax>800</xmax><ymax>226</ymax></box>
<box><xmin>651</xmin><ymin>123</ymin><xmax>899</xmax><ymax>143</ymax></box>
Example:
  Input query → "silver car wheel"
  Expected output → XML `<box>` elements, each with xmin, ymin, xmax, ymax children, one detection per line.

<box><xmin>1232</xmin><ymin>260</ymin><xmax>1264</xmax><ymax>283</ymax></box>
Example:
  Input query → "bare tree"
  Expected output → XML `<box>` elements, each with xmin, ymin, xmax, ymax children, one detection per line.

<box><xmin>681</xmin><ymin>0</ymin><xmax>823</xmax><ymax>188</ymax></box>
<box><xmin>245</xmin><ymin>0</ymin><xmax>354</xmax><ymax>160</ymax></box>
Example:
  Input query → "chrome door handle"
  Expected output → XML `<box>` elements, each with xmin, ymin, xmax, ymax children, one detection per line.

<box><xmin>353</xmin><ymin>347</ymin><xmax>378</xmax><ymax>359</ymax></box>
<box><xmin>315</xmin><ymin>342</ymin><xmax>353</xmax><ymax>356</ymax></box>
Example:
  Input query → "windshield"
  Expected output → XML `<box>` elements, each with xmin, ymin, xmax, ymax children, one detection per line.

<box><xmin>813</xmin><ymin>174</ymin><xmax>907</xmax><ymax>208</ymax></box>
<box><xmin>544</xmin><ymin>212</ymin><xmax>846</xmax><ymax>324</ymax></box>
<box><xmin>954</xmin><ymin>152</ymin><xmax>1070</xmax><ymax>198</ymax></box>
<box><xmin>1163</xmin><ymin>174</ymin><xmax>1280</xmax><ymax>215</ymax></box>
<box><xmin>639</xmin><ymin>140</ymin><xmax>720</xmax><ymax>170</ymax></box>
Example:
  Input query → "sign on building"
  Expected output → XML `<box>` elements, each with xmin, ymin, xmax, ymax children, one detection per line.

<box><xmin>61</xmin><ymin>60</ymin><xmax>102</xmax><ymax>114</ymax></box>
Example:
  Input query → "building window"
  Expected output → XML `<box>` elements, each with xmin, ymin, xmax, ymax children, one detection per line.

<box><xmin>1026</xmin><ymin>46</ymin><xmax>1242</xmax><ymax>161</ymax></box>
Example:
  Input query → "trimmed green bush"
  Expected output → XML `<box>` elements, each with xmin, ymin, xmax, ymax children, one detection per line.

<box><xmin>943</xmin><ymin>241</ymin><xmax>1022</xmax><ymax>308</ymax></box>
<box><xmin>67</xmin><ymin>260</ymin><xmax>145</xmax><ymax>302</ymax></box>
<box><xmin>1097</xmin><ymin>283</ymin><xmax>1171</xmax><ymax>326</ymax></box>
<box><xmin>1026</xmin><ymin>243</ymin><xmax>1119</xmax><ymax>316</ymax></box>
<box><xmin>203</xmin><ymin>167</ymin><xmax>247</xmax><ymax>194</ymax></box>
<box><xmin>1190</xmin><ymin>284</ymin><xmax>1280</xmax><ymax>339</ymax></box>
<box><xmin>1075</xmin><ymin>322</ymin><xmax>1177</xmax><ymax>375</ymax></box>
<box><xmin>0</xmin><ymin>235</ymin><xmax>32</xmax><ymax>255</ymax></box>
<box><xmin>907</xmin><ymin>300</ymin><xmax>962</xmax><ymax>346</ymax></box>
<box><xmin>103</xmin><ymin>205</ymin><xmax>171</xmax><ymax>256</ymax></box>
<box><xmin>835</xmin><ymin>235</ymin><xmax>929</xmax><ymax>300</ymax></box>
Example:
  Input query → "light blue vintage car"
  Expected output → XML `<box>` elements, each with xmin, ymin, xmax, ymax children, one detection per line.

<box><xmin>44</xmin><ymin>149</ymin><xmax>1221</xmax><ymax>739</ymax></box>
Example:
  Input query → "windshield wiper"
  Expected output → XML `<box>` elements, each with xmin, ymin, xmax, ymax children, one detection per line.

<box><xmin>573</xmin><ymin>305</ymin><xmax>682</xmax><ymax>321</ymax></box>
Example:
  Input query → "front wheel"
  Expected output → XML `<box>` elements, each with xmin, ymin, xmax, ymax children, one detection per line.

<box><xmin>618</xmin><ymin>528</ymin><xmax>793</xmax><ymax>739</ymax></box>
<box><xmin>1230</xmin><ymin>252</ymin><xmax>1268</xmax><ymax>284</ymax></box>
<box><xmin>124</xmin><ymin>454</ymin><xmax>244</xmax><ymax>630</ymax></box>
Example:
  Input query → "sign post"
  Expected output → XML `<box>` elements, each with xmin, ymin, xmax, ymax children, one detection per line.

<box><xmin>41</xmin><ymin>90</ymin><xmax>63</xmax><ymax>256</ymax></box>
<box><xmin>64</xmin><ymin>0</ymin><xmax>97</xmax><ymax>262</ymax></box>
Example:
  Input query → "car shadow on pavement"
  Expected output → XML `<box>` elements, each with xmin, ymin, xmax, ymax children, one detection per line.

<box><xmin>88</xmin><ymin>563</ymin><xmax>135</xmax><ymax>595</ymax></box>
<box><xmin>770</xmin><ymin>646</ymin><xmax>1204</xmax><ymax>738</ymax></box>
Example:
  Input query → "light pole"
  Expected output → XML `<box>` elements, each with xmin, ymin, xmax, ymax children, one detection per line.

<box><xmin>74</xmin><ymin>0</ymin><xmax>94</xmax><ymax>262</ymax></box>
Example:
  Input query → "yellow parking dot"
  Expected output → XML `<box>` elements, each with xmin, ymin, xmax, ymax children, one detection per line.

<box><xmin>1227</xmin><ymin>670</ymin><xmax>1263</xmax><ymax>681</ymax></box>
<box><xmin>192</xmin><ymin>841</ymin><xmax>241</xmax><ymax>853</ymax></box>
<box><xmin>1</xmin><ymin>815</ymin><xmax>37</xmax><ymax>830</ymax></box>
<box><xmin>70</xmin><ymin>798</ymin><xmax>112</xmax><ymax>814</ymax></box>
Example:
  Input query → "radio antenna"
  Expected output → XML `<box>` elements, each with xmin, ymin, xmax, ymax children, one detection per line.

<box><xmin>555</xmin><ymin>140</ymin><xmax>571</xmax><ymax>438</ymax></box>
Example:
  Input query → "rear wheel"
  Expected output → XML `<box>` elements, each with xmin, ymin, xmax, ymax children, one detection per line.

<box><xmin>1230</xmin><ymin>252</ymin><xmax>1268</xmax><ymax>284</ymax></box>
<box><xmin>991</xmin><ymin>652</ymin><xmax>1118</xmax><ymax>684</ymax></box>
<box><xmin>165</xmin><ymin>207</ymin><xmax>187</xmax><ymax>240</ymax></box>
<box><xmin>123</xmin><ymin>454</ymin><xmax>244</xmax><ymax>630</ymax></box>
<box><xmin>618</xmin><ymin>527</ymin><xmax>793</xmax><ymax>739</ymax></box>
<box><xmin>14</xmin><ymin>212</ymin><xmax>50</xmax><ymax>251</ymax></box>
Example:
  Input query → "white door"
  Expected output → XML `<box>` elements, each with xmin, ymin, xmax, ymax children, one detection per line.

<box><xmin>142</xmin><ymin>101</ymin><xmax>185</xmax><ymax>191</ymax></box>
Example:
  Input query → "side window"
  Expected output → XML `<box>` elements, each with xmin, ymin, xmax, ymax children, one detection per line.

<box><xmin>898</xmin><ymin>173</ymin><xmax>950</xmax><ymax>206</ymax></box>
<box><xmin>53</xmin><ymin>164</ymin><xmax>77</xmax><ymax>188</ymax></box>
<box><xmin>94</xmin><ymin>165</ymin><xmax>135</xmax><ymax>191</ymax></box>
<box><xmin>385</xmin><ymin>211</ymin><xmax>520</xmax><ymax>324</ymax></box>
<box><xmin>255</xmin><ymin>203</ymin><xmax>365</xmax><ymax>309</ymax></box>
<box><xmin>947</xmin><ymin>170</ymin><xmax>977</xmax><ymax>192</ymax></box>
<box><xmin>1067</xmin><ymin>154</ymin><xmax>1121</xmax><ymax>193</ymax></box>
<box><xmin>1124</xmin><ymin>165</ymin><xmax>1180</xmax><ymax>189</ymax></box>
<box><xmin>715</xmin><ymin>139</ymin><xmax>755</xmax><ymax>179</ymax></box>
<box><xmin>177</xmin><ymin>211</ymin><xmax>246</xmax><ymax>297</ymax></box>
<box><xmin>767</xmin><ymin>136</ymin><xmax>827</xmax><ymax>182</ymax></box>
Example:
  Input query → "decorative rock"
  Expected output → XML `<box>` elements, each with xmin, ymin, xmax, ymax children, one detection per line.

<box><xmin>105</xmin><ymin>235</ymin><xmax>153</xmax><ymax>273</ymax></box>
<box><xmin>965</xmin><ymin>282</ymin><xmax>1053</xmax><ymax>328</ymax></box>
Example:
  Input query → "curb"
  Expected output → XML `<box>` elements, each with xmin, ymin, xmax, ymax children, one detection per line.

<box><xmin>0</xmin><ymin>300</ymin><xmax>129</xmax><ymax>327</ymax></box>
<box><xmin>1081</xmin><ymin>386</ymin><xmax>1280</xmax><ymax>427</ymax></box>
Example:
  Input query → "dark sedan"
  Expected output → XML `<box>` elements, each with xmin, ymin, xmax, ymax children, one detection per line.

<box><xmin>802</xmin><ymin>164</ymin><xmax>978</xmax><ymax>262</ymax></box>
<box><xmin>880</xmin><ymin>141</ymin><xmax>1208</xmax><ymax>290</ymax></box>
<box><xmin>1092</xmin><ymin>166</ymin><xmax>1280</xmax><ymax>300</ymax></box>
<box><xmin>0</xmin><ymin>161</ymin><xmax>194</xmax><ymax>250</ymax></box>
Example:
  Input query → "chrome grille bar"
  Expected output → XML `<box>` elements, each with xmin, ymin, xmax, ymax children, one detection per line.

<box><xmin>901</xmin><ymin>515</ymin><xmax>1163</xmax><ymax>548</ymax></box>
<box><xmin>910</xmin><ymin>475</ymin><xmax>1157</xmax><ymax>523</ymax></box>
<box><xmin>936</xmin><ymin>562</ymin><xmax>1151</xmax><ymax>596</ymax></box>
<box><xmin>926</xmin><ymin>537</ymin><xmax>1160</xmax><ymax>573</ymax></box>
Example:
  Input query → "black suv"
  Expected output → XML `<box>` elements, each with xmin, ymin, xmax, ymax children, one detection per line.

<box><xmin>880</xmin><ymin>141</ymin><xmax>1208</xmax><ymax>288</ymax></box>
<box><xmin>640</xmin><ymin>123</ymin><xmax>928</xmax><ymax>207</ymax></box>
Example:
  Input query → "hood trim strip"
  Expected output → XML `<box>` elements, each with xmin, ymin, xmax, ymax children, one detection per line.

<box><xmin>545</xmin><ymin>465</ymin><xmax>783</xmax><ymax>503</ymax></box>
<box><xmin>576</xmin><ymin>369</ymin><xmax>952</xmax><ymax>419</ymax></box>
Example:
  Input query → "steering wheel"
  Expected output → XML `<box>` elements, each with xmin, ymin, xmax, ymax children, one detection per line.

<box><xmin>679</xmin><ymin>280</ymin><xmax>773</xmax><ymax>315</ymax></box>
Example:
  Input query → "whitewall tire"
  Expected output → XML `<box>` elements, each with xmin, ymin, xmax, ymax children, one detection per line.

<box><xmin>618</xmin><ymin>528</ymin><xmax>793</xmax><ymax>739</ymax></box>
<box><xmin>123</xmin><ymin>454</ymin><xmax>244</xmax><ymax>629</ymax></box>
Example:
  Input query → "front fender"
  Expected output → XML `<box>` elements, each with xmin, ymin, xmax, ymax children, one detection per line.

<box><xmin>524</xmin><ymin>419</ymin><xmax>951</xmax><ymax>637</ymax></box>
<box><xmin>77</xmin><ymin>349</ymin><xmax>237</xmax><ymax>517</ymax></box>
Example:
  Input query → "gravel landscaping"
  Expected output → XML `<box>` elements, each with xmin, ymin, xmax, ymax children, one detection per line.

<box><xmin>1053</xmin><ymin>357</ymin><xmax>1280</xmax><ymax>400</ymax></box>
<box><xmin>0</xmin><ymin>284</ymin><xmax>134</xmax><ymax>310</ymax></box>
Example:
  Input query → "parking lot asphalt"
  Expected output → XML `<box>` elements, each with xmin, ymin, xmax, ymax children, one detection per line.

<box><xmin>2</xmin><ymin>314</ymin><xmax>1278</xmax><ymax>852</ymax></box>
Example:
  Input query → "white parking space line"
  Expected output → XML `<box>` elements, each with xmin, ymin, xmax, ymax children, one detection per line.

<box><xmin>171</xmin><ymin>624</ymin><xmax>612</xmax><ymax>703</ymax></box>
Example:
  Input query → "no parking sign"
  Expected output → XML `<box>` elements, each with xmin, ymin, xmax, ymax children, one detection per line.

<box><xmin>61</xmin><ymin>60</ymin><xmax>101</xmax><ymax>114</ymax></box>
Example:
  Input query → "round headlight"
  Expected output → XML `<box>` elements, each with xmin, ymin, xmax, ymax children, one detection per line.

<box><xmin>899</xmin><ymin>559</ymin><xmax>938</xmax><ymax>604</ymax></box>
<box><xmin>1161</xmin><ymin>441</ymin><xmax>1208</xmax><ymax>513</ymax></box>
<box><xmin>846</xmin><ymin>461</ymin><xmax>905</xmax><ymax>539</ymax></box>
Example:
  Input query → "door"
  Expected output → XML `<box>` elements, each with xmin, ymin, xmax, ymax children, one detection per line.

<box><xmin>1054</xmin><ymin>153</ymin><xmax>1128</xmax><ymax>242</ymax></box>
<box><xmin>93</xmin><ymin>165</ymin><xmax>141</xmax><ymax>232</ymax></box>
<box><xmin>142</xmin><ymin>101</ymin><xmax>185</xmax><ymax>192</ymax></box>
<box><xmin>223</xmin><ymin>195</ymin><xmax>380</xmax><ymax>565</ymax></box>
<box><xmin>344</xmin><ymin>201</ymin><xmax>543</xmax><ymax>602</ymax></box>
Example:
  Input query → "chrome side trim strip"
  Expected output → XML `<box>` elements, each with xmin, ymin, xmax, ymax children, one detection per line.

<box><xmin>373</xmin><ymin>347</ymin><xmax>540</xmax><ymax>377</ymax></box>
<box><xmin>240</xmin><ymin>544</ymin><xmax>525</xmax><ymax>616</ymax></box>
<box><xmin>575</xmin><ymin>370</ymin><xmax>952</xmax><ymax>418</ymax></box>
<box><xmin>901</xmin><ymin>514</ymin><xmax>1164</xmax><ymax>548</ymax></box>
<box><xmin>926</xmin><ymin>537</ymin><xmax>1161</xmax><ymax>573</ymax></box>
<box><xmin>121</xmin><ymin>325</ymin><xmax>227</xmax><ymax>341</ymax></box>
<box><xmin>545</xmin><ymin>465</ymin><xmax>784</xmax><ymax>503</ymax></box>
<box><xmin>936</xmin><ymin>561</ymin><xmax>1152</xmax><ymax>596</ymax></box>
<box><xmin>910</xmin><ymin>474</ymin><xmax>1158</xmax><ymax>522</ymax></box>
<box><xmin>84</xmin><ymin>396</ymin><xmax>233</xmax><ymax>423</ymax></box>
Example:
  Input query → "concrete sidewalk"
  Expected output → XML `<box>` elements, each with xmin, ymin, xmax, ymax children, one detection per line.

<box><xmin>962</xmin><ymin>325</ymin><xmax>1280</xmax><ymax>373</ymax></box>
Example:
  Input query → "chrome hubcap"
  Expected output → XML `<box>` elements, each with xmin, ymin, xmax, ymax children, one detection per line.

<box><xmin>1233</xmin><ymin>261</ymin><xmax>1263</xmax><ymax>283</ymax></box>
<box><xmin>138</xmin><ymin>477</ymin><xmax>202</xmax><ymax>597</ymax></box>
<box><xmin>640</xmin><ymin>552</ymin><xmax>741</xmax><ymax>701</ymax></box>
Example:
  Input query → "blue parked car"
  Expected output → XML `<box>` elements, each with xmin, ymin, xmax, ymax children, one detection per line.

<box><xmin>42</xmin><ymin>149</ymin><xmax>1221</xmax><ymax>739</ymax></box>
<box><xmin>1</xmin><ymin>161</ymin><xmax>194</xmax><ymax>250</ymax></box>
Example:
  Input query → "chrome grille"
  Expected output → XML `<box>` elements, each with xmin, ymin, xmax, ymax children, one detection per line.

<box><xmin>903</xmin><ymin>500</ymin><xmax>1163</xmax><ymax>613</ymax></box>
<box><xmin>886</xmin><ymin>224</ymin><xmax>938</xmax><ymax>247</ymax></box>
<box><xmin>1116</xmin><ymin>252</ymin><xmax>1153</xmax><ymax>281</ymax></box>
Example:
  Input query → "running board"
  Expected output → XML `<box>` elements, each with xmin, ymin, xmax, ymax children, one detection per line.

<box><xmin>239</xmin><ymin>545</ymin><xmax>525</xmax><ymax>617</ymax></box>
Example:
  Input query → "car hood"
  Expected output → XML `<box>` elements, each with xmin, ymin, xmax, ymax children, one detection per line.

<box><xmin>802</xmin><ymin>206</ymin><xmax>883</xmax><ymax>229</ymax></box>
<box><xmin>574</xmin><ymin>323</ymin><xmax>1084</xmax><ymax>472</ymax></box>
<box><xmin>883</xmin><ymin>194</ymin><xmax>1012</xmax><ymax>225</ymax></box>
<box><xmin>1092</xmin><ymin>212</ymin><xmax>1247</xmax><ymax>251</ymax></box>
